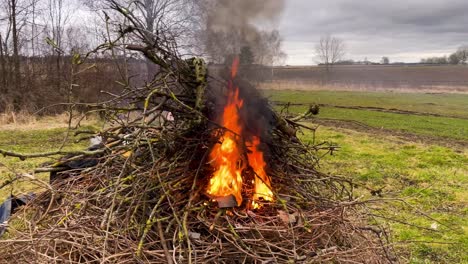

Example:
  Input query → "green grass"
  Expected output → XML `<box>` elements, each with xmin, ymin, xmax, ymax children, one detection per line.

<box><xmin>299</xmin><ymin>126</ymin><xmax>467</xmax><ymax>263</ymax></box>
<box><xmin>263</xmin><ymin>90</ymin><xmax>468</xmax><ymax>119</ymax></box>
<box><xmin>263</xmin><ymin>90</ymin><xmax>468</xmax><ymax>141</ymax></box>
<box><xmin>0</xmin><ymin>126</ymin><xmax>95</xmax><ymax>202</ymax></box>
<box><xmin>292</xmin><ymin>105</ymin><xmax>468</xmax><ymax>140</ymax></box>
<box><xmin>271</xmin><ymin>89</ymin><xmax>468</xmax><ymax>262</ymax></box>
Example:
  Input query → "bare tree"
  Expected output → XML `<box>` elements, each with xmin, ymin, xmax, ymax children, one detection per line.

<box><xmin>194</xmin><ymin>0</ymin><xmax>285</xmax><ymax>66</ymax></box>
<box><xmin>255</xmin><ymin>30</ymin><xmax>286</xmax><ymax>66</ymax></box>
<box><xmin>252</xmin><ymin>30</ymin><xmax>286</xmax><ymax>79</ymax></box>
<box><xmin>421</xmin><ymin>56</ymin><xmax>448</xmax><ymax>64</ymax></box>
<box><xmin>48</xmin><ymin>0</ymin><xmax>70</xmax><ymax>52</ymax></box>
<box><xmin>8</xmin><ymin>0</ymin><xmax>21</xmax><ymax>98</ymax></box>
<box><xmin>105</xmin><ymin>0</ymin><xmax>197</xmax><ymax>78</ymax></box>
<box><xmin>29</xmin><ymin>0</ymin><xmax>40</xmax><ymax>58</ymax></box>
<box><xmin>449</xmin><ymin>53</ymin><xmax>460</xmax><ymax>65</ymax></box>
<box><xmin>381</xmin><ymin>57</ymin><xmax>390</xmax><ymax>64</ymax></box>
<box><xmin>315</xmin><ymin>35</ymin><xmax>345</xmax><ymax>71</ymax></box>
<box><xmin>1</xmin><ymin>0</ymin><xmax>33</xmax><ymax>107</ymax></box>
<box><xmin>456</xmin><ymin>45</ymin><xmax>468</xmax><ymax>64</ymax></box>
<box><xmin>0</xmin><ymin>1</ymin><xmax>13</xmax><ymax>97</ymax></box>
<box><xmin>0</xmin><ymin>33</ymin><xmax>6</xmax><ymax>93</ymax></box>
<box><xmin>47</xmin><ymin>0</ymin><xmax>72</xmax><ymax>92</ymax></box>
<box><xmin>65</xmin><ymin>26</ymin><xmax>91</xmax><ymax>54</ymax></box>
<box><xmin>197</xmin><ymin>26</ymin><xmax>286</xmax><ymax>66</ymax></box>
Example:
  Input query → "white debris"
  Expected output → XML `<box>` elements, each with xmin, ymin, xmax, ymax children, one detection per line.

<box><xmin>188</xmin><ymin>232</ymin><xmax>201</xmax><ymax>239</ymax></box>
<box><xmin>162</xmin><ymin>111</ymin><xmax>174</xmax><ymax>121</ymax></box>
<box><xmin>90</xmin><ymin>136</ymin><xmax>103</xmax><ymax>147</ymax></box>
<box><xmin>122</xmin><ymin>134</ymin><xmax>133</xmax><ymax>146</ymax></box>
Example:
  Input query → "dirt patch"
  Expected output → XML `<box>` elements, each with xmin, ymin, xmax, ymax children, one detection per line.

<box><xmin>264</xmin><ymin>65</ymin><xmax>468</xmax><ymax>94</ymax></box>
<box><xmin>259</xmin><ymin>80</ymin><xmax>468</xmax><ymax>94</ymax></box>
<box><xmin>311</xmin><ymin>118</ymin><xmax>468</xmax><ymax>151</ymax></box>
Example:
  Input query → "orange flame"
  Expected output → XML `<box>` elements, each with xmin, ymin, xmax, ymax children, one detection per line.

<box><xmin>206</xmin><ymin>58</ymin><xmax>244</xmax><ymax>205</ymax></box>
<box><xmin>248</xmin><ymin>137</ymin><xmax>274</xmax><ymax>209</ymax></box>
<box><xmin>207</xmin><ymin>57</ymin><xmax>274</xmax><ymax>208</ymax></box>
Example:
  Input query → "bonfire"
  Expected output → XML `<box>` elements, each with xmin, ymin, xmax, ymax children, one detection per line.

<box><xmin>0</xmin><ymin>2</ymin><xmax>394</xmax><ymax>263</ymax></box>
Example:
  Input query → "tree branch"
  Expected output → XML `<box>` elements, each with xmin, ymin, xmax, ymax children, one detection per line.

<box><xmin>0</xmin><ymin>148</ymin><xmax>105</xmax><ymax>161</ymax></box>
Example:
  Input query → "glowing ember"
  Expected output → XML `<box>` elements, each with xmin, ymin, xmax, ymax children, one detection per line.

<box><xmin>207</xmin><ymin>57</ymin><xmax>274</xmax><ymax>208</ymax></box>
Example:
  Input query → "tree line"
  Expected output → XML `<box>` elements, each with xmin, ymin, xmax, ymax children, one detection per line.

<box><xmin>0</xmin><ymin>0</ymin><xmax>286</xmax><ymax>113</ymax></box>
<box><xmin>314</xmin><ymin>35</ymin><xmax>468</xmax><ymax>67</ymax></box>
<box><xmin>0</xmin><ymin>0</ymin><xmax>125</xmax><ymax>112</ymax></box>
<box><xmin>420</xmin><ymin>46</ymin><xmax>468</xmax><ymax>65</ymax></box>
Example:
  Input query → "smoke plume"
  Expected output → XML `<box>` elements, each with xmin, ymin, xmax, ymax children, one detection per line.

<box><xmin>201</xmin><ymin>0</ymin><xmax>285</xmax><ymax>64</ymax></box>
<box><xmin>207</xmin><ymin>0</ymin><xmax>284</xmax><ymax>38</ymax></box>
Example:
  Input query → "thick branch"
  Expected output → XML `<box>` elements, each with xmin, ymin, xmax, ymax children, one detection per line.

<box><xmin>126</xmin><ymin>44</ymin><xmax>169</xmax><ymax>69</ymax></box>
<box><xmin>0</xmin><ymin>149</ymin><xmax>105</xmax><ymax>161</ymax></box>
<box><xmin>272</xmin><ymin>111</ymin><xmax>297</xmax><ymax>137</ymax></box>
<box><xmin>289</xmin><ymin>105</ymin><xmax>320</xmax><ymax>122</ymax></box>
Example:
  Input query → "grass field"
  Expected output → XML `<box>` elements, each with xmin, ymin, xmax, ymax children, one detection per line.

<box><xmin>0</xmin><ymin>119</ymin><xmax>97</xmax><ymax>200</ymax></box>
<box><xmin>262</xmin><ymin>90</ymin><xmax>468</xmax><ymax>118</ymax></box>
<box><xmin>265</xmin><ymin>89</ymin><xmax>468</xmax><ymax>263</ymax></box>
<box><xmin>0</xmin><ymin>90</ymin><xmax>467</xmax><ymax>263</ymax></box>
<box><xmin>302</xmin><ymin>127</ymin><xmax>467</xmax><ymax>263</ymax></box>
<box><xmin>264</xmin><ymin>90</ymin><xmax>468</xmax><ymax>142</ymax></box>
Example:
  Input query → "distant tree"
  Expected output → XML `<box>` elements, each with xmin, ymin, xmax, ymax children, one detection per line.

<box><xmin>0</xmin><ymin>33</ymin><xmax>5</xmax><ymax>93</ymax></box>
<box><xmin>363</xmin><ymin>57</ymin><xmax>370</xmax><ymax>65</ymax></box>
<box><xmin>255</xmin><ymin>30</ymin><xmax>286</xmax><ymax>66</ymax></box>
<box><xmin>1</xmin><ymin>0</ymin><xmax>31</xmax><ymax>107</ymax></box>
<box><xmin>10</xmin><ymin>0</ymin><xmax>20</xmax><ymax>96</ymax></box>
<box><xmin>47</xmin><ymin>0</ymin><xmax>72</xmax><ymax>91</ymax></box>
<box><xmin>315</xmin><ymin>35</ymin><xmax>345</xmax><ymax>71</ymax></box>
<box><xmin>437</xmin><ymin>56</ymin><xmax>448</xmax><ymax>64</ymax></box>
<box><xmin>456</xmin><ymin>45</ymin><xmax>468</xmax><ymax>64</ymax></box>
<box><xmin>239</xmin><ymin>46</ymin><xmax>254</xmax><ymax>65</ymax></box>
<box><xmin>335</xmin><ymin>59</ymin><xmax>354</xmax><ymax>65</ymax></box>
<box><xmin>195</xmin><ymin>1</ymin><xmax>286</xmax><ymax>66</ymax></box>
<box><xmin>449</xmin><ymin>53</ymin><xmax>460</xmax><ymax>65</ymax></box>
<box><xmin>381</xmin><ymin>57</ymin><xmax>390</xmax><ymax>64</ymax></box>
<box><xmin>421</xmin><ymin>56</ymin><xmax>448</xmax><ymax>64</ymax></box>
<box><xmin>103</xmin><ymin>0</ymin><xmax>198</xmax><ymax>78</ymax></box>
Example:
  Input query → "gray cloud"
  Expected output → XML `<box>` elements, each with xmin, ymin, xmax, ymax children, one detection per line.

<box><xmin>280</xmin><ymin>0</ymin><xmax>468</xmax><ymax>64</ymax></box>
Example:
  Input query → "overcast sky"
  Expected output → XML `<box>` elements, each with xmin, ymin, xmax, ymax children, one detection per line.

<box><xmin>279</xmin><ymin>0</ymin><xmax>468</xmax><ymax>65</ymax></box>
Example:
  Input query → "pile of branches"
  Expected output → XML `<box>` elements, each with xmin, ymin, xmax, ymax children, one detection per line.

<box><xmin>0</xmin><ymin>3</ymin><xmax>395</xmax><ymax>263</ymax></box>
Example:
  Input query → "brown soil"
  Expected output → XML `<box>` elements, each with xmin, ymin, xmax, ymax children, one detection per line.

<box><xmin>268</xmin><ymin>65</ymin><xmax>468</xmax><ymax>94</ymax></box>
